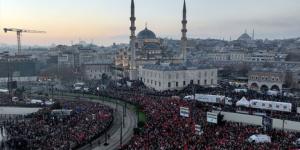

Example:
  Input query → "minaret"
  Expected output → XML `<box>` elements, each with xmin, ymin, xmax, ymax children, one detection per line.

<box><xmin>252</xmin><ymin>29</ymin><xmax>255</xmax><ymax>40</ymax></box>
<box><xmin>129</xmin><ymin>0</ymin><xmax>136</xmax><ymax>69</ymax></box>
<box><xmin>129</xmin><ymin>0</ymin><xmax>137</xmax><ymax>80</ymax></box>
<box><xmin>181</xmin><ymin>0</ymin><xmax>188</xmax><ymax>63</ymax></box>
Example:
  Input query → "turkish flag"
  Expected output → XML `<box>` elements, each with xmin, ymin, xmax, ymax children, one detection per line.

<box><xmin>184</xmin><ymin>143</ymin><xmax>188</xmax><ymax>150</ymax></box>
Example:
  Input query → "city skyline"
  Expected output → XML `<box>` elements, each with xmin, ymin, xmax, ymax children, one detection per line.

<box><xmin>0</xmin><ymin>0</ymin><xmax>300</xmax><ymax>46</ymax></box>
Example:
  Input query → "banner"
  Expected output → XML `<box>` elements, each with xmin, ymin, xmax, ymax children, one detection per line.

<box><xmin>195</xmin><ymin>124</ymin><xmax>203</xmax><ymax>135</ymax></box>
<box><xmin>207</xmin><ymin>112</ymin><xmax>218</xmax><ymax>124</ymax></box>
<box><xmin>180</xmin><ymin>107</ymin><xmax>190</xmax><ymax>118</ymax></box>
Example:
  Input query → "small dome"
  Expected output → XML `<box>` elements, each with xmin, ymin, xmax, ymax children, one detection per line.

<box><xmin>238</xmin><ymin>33</ymin><xmax>252</xmax><ymax>41</ymax></box>
<box><xmin>137</xmin><ymin>28</ymin><xmax>156</xmax><ymax>39</ymax></box>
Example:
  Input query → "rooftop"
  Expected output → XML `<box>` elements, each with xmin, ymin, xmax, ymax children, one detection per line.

<box><xmin>142</xmin><ymin>63</ymin><xmax>215</xmax><ymax>71</ymax></box>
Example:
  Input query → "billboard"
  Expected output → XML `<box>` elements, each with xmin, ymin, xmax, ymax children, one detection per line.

<box><xmin>207</xmin><ymin>112</ymin><xmax>218</xmax><ymax>124</ymax></box>
<box><xmin>195</xmin><ymin>124</ymin><xmax>203</xmax><ymax>135</ymax></box>
<box><xmin>180</xmin><ymin>107</ymin><xmax>190</xmax><ymax>118</ymax></box>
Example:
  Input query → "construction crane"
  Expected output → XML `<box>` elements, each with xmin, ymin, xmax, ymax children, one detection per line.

<box><xmin>3</xmin><ymin>28</ymin><xmax>46</xmax><ymax>54</ymax></box>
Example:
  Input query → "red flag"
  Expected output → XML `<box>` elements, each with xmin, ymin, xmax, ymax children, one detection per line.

<box><xmin>184</xmin><ymin>143</ymin><xmax>188</xmax><ymax>150</ymax></box>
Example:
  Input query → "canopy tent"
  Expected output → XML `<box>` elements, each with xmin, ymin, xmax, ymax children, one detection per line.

<box><xmin>248</xmin><ymin>134</ymin><xmax>271</xmax><ymax>143</ymax></box>
<box><xmin>295</xmin><ymin>138</ymin><xmax>300</xmax><ymax>146</ymax></box>
<box><xmin>236</xmin><ymin>97</ymin><xmax>250</xmax><ymax>107</ymax></box>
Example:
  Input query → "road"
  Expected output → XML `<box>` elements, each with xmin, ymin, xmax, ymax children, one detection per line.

<box><xmin>55</xmin><ymin>95</ymin><xmax>137</xmax><ymax>150</ymax></box>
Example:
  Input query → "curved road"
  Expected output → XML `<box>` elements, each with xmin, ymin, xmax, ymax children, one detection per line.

<box><xmin>55</xmin><ymin>96</ymin><xmax>137</xmax><ymax>150</ymax></box>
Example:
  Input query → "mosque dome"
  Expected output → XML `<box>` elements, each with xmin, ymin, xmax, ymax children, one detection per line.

<box><xmin>137</xmin><ymin>27</ymin><xmax>156</xmax><ymax>39</ymax></box>
<box><xmin>238</xmin><ymin>33</ymin><xmax>252</xmax><ymax>41</ymax></box>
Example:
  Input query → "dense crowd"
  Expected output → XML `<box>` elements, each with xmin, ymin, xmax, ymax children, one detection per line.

<box><xmin>98</xmin><ymin>84</ymin><xmax>300</xmax><ymax>149</ymax></box>
<box><xmin>2</xmin><ymin>80</ymin><xmax>300</xmax><ymax>149</ymax></box>
<box><xmin>0</xmin><ymin>93</ymin><xmax>12</xmax><ymax>105</ymax></box>
<box><xmin>4</xmin><ymin>100</ymin><xmax>113</xmax><ymax>150</ymax></box>
<box><xmin>104</xmin><ymin>82</ymin><xmax>300</xmax><ymax>121</ymax></box>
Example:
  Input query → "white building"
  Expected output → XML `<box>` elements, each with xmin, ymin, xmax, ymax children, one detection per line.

<box><xmin>207</xmin><ymin>53</ymin><xmax>229</xmax><ymax>61</ymax></box>
<box><xmin>139</xmin><ymin>63</ymin><xmax>218</xmax><ymax>91</ymax></box>
<box><xmin>245</xmin><ymin>51</ymin><xmax>275</xmax><ymax>62</ymax></box>
<box><xmin>245</xmin><ymin>51</ymin><xmax>287</xmax><ymax>62</ymax></box>
<box><xmin>83</xmin><ymin>61</ymin><xmax>113</xmax><ymax>80</ymax></box>
<box><xmin>230</xmin><ymin>52</ymin><xmax>245</xmax><ymax>61</ymax></box>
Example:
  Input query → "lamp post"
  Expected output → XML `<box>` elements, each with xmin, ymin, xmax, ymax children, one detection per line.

<box><xmin>123</xmin><ymin>104</ymin><xmax>125</xmax><ymax>127</ymax></box>
<box><xmin>97</xmin><ymin>87</ymin><xmax>100</xmax><ymax>101</ymax></box>
<box><xmin>120</xmin><ymin>112</ymin><xmax>123</xmax><ymax>147</ymax></box>
<box><xmin>124</xmin><ymin>103</ymin><xmax>127</xmax><ymax>117</ymax></box>
<box><xmin>51</xmin><ymin>84</ymin><xmax>54</xmax><ymax>100</ymax></box>
<box><xmin>115</xmin><ymin>99</ymin><xmax>118</xmax><ymax>111</ymax></box>
<box><xmin>104</xmin><ymin>130</ymin><xmax>109</xmax><ymax>146</ymax></box>
<box><xmin>192</xmin><ymin>83</ymin><xmax>196</xmax><ymax>119</ymax></box>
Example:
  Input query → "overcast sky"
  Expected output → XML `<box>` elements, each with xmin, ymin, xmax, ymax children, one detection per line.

<box><xmin>0</xmin><ymin>0</ymin><xmax>299</xmax><ymax>46</ymax></box>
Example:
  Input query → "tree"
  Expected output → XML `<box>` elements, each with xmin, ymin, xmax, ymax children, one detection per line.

<box><xmin>51</xmin><ymin>101</ymin><xmax>62</xmax><ymax>109</ymax></box>
<box><xmin>237</xmin><ymin>64</ymin><xmax>251</xmax><ymax>77</ymax></box>
<box><xmin>14</xmin><ymin>87</ymin><xmax>25</xmax><ymax>99</ymax></box>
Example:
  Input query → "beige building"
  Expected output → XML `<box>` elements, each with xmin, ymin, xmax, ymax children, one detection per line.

<box><xmin>248</xmin><ymin>69</ymin><xmax>286</xmax><ymax>92</ymax></box>
<box><xmin>139</xmin><ymin>64</ymin><xmax>218</xmax><ymax>91</ymax></box>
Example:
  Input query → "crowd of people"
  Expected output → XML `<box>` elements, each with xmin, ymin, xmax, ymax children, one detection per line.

<box><xmin>0</xmin><ymin>93</ymin><xmax>12</xmax><ymax>105</ymax></box>
<box><xmin>3</xmin><ymin>100</ymin><xmax>113</xmax><ymax>150</ymax></box>
<box><xmin>2</xmin><ymin>80</ymin><xmax>300</xmax><ymax>149</ymax></box>
<box><xmin>97</xmin><ymin>83</ymin><xmax>300</xmax><ymax>149</ymax></box>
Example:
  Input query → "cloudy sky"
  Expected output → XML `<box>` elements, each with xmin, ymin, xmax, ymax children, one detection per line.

<box><xmin>0</xmin><ymin>0</ymin><xmax>299</xmax><ymax>46</ymax></box>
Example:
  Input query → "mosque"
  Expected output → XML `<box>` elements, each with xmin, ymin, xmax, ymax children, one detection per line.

<box><xmin>115</xmin><ymin>0</ymin><xmax>218</xmax><ymax>91</ymax></box>
<box><xmin>115</xmin><ymin>0</ymin><xmax>186</xmax><ymax>79</ymax></box>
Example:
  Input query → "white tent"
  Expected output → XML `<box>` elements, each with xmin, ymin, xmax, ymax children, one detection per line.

<box><xmin>236</xmin><ymin>97</ymin><xmax>250</xmax><ymax>107</ymax></box>
<box><xmin>267</xmin><ymin>90</ymin><xmax>279</xmax><ymax>96</ymax></box>
<box><xmin>295</xmin><ymin>138</ymin><xmax>300</xmax><ymax>146</ymax></box>
<box><xmin>248</xmin><ymin>134</ymin><xmax>271</xmax><ymax>143</ymax></box>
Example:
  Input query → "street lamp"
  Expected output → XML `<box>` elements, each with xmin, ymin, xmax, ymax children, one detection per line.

<box><xmin>120</xmin><ymin>112</ymin><xmax>123</xmax><ymax>147</ymax></box>
<box><xmin>123</xmin><ymin>104</ymin><xmax>125</xmax><ymax>127</ymax></box>
<box><xmin>51</xmin><ymin>84</ymin><xmax>54</xmax><ymax>100</ymax></box>
<box><xmin>124</xmin><ymin>103</ymin><xmax>127</xmax><ymax>117</ymax></box>
<box><xmin>104</xmin><ymin>130</ymin><xmax>109</xmax><ymax>146</ymax></box>
<box><xmin>115</xmin><ymin>98</ymin><xmax>118</xmax><ymax>111</ymax></box>
<box><xmin>120</xmin><ymin>104</ymin><xmax>126</xmax><ymax>148</ymax></box>
<box><xmin>97</xmin><ymin>87</ymin><xmax>101</xmax><ymax>101</ymax></box>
